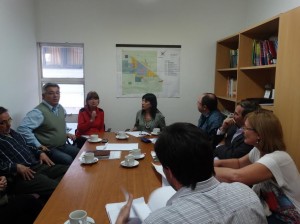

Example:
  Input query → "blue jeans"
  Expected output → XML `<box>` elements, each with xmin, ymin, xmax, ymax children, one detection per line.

<box><xmin>48</xmin><ymin>144</ymin><xmax>80</xmax><ymax>165</ymax></box>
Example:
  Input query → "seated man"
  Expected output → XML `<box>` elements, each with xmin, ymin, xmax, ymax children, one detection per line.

<box><xmin>18</xmin><ymin>83</ymin><xmax>80</xmax><ymax>165</ymax></box>
<box><xmin>0</xmin><ymin>107</ymin><xmax>68</xmax><ymax>199</ymax></box>
<box><xmin>197</xmin><ymin>93</ymin><xmax>225</xmax><ymax>146</ymax></box>
<box><xmin>214</xmin><ymin>100</ymin><xmax>260</xmax><ymax>159</ymax></box>
<box><xmin>0</xmin><ymin>176</ymin><xmax>43</xmax><ymax>224</ymax></box>
<box><xmin>116</xmin><ymin>122</ymin><xmax>267</xmax><ymax>224</ymax></box>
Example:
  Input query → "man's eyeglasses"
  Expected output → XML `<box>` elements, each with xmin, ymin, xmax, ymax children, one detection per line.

<box><xmin>46</xmin><ymin>91</ymin><xmax>60</xmax><ymax>96</ymax></box>
<box><xmin>0</xmin><ymin>118</ymin><xmax>12</xmax><ymax>126</ymax></box>
<box><xmin>242</xmin><ymin>126</ymin><xmax>256</xmax><ymax>132</ymax></box>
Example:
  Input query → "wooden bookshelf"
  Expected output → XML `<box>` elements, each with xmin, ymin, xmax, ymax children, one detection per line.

<box><xmin>214</xmin><ymin>6</ymin><xmax>300</xmax><ymax>170</ymax></box>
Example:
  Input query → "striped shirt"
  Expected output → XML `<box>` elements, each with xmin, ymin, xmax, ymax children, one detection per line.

<box><xmin>0</xmin><ymin>129</ymin><xmax>41</xmax><ymax>175</ymax></box>
<box><xmin>144</xmin><ymin>177</ymin><xmax>267</xmax><ymax>224</ymax></box>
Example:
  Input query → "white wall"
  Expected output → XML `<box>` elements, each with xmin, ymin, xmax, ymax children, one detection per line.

<box><xmin>244</xmin><ymin>0</ymin><xmax>300</xmax><ymax>27</ymax></box>
<box><xmin>34</xmin><ymin>0</ymin><xmax>247</xmax><ymax>131</ymax></box>
<box><xmin>1</xmin><ymin>0</ymin><xmax>299</xmax><ymax>131</ymax></box>
<box><xmin>0</xmin><ymin>0</ymin><xmax>38</xmax><ymax>128</ymax></box>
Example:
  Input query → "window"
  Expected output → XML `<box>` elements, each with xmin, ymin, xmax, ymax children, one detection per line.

<box><xmin>38</xmin><ymin>43</ymin><xmax>85</xmax><ymax>121</ymax></box>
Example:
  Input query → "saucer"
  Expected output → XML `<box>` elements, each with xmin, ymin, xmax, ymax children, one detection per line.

<box><xmin>120</xmin><ymin>160</ymin><xmax>139</xmax><ymax>167</ymax></box>
<box><xmin>64</xmin><ymin>216</ymin><xmax>95</xmax><ymax>224</ymax></box>
<box><xmin>151</xmin><ymin>132</ymin><xmax>160</xmax><ymax>135</ymax></box>
<box><xmin>130</xmin><ymin>153</ymin><xmax>145</xmax><ymax>160</ymax></box>
<box><xmin>116</xmin><ymin>135</ymin><xmax>129</xmax><ymax>140</ymax></box>
<box><xmin>88</xmin><ymin>138</ymin><xmax>102</xmax><ymax>143</ymax></box>
<box><xmin>79</xmin><ymin>157</ymin><xmax>99</xmax><ymax>164</ymax></box>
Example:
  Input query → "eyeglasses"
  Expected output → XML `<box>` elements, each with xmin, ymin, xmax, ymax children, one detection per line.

<box><xmin>46</xmin><ymin>91</ymin><xmax>60</xmax><ymax>96</ymax></box>
<box><xmin>242</xmin><ymin>126</ymin><xmax>256</xmax><ymax>132</ymax></box>
<box><xmin>0</xmin><ymin>118</ymin><xmax>12</xmax><ymax>126</ymax></box>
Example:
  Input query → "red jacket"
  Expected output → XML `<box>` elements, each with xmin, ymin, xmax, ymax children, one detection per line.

<box><xmin>76</xmin><ymin>106</ymin><xmax>105</xmax><ymax>137</ymax></box>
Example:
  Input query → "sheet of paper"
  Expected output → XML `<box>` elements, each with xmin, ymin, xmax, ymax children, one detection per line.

<box><xmin>104</xmin><ymin>143</ymin><xmax>139</xmax><ymax>151</ymax></box>
<box><xmin>148</xmin><ymin>186</ymin><xmax>175</xmax><ymax>211</ymax></box>
<box><xmin>126</xmin><ymin>131</ymin><xmax>150</xmax><ymax>137</ymax></box>
<box><xmin>151</xmin><ymin>163</ymin><xmax>170</xmax><ymax>186</ymax></box>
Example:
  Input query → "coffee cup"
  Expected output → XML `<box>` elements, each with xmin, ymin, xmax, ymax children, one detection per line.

<box><xmin>118</xmin><ymin>131</ymin><xmax>126</xmax><ymax>138</ymax></box>
<box><xmin>83</xmin><ymin>152</ymin><xmax>95</xmax><ymax>163</ymax></box>
<box><xmin>69</xmin><ymin>210</ymin><xmax>87</xmax><ymax>224</ymax></box>
<box><xmin>124</xmin><ymin>154</ymin><xmax>135</xmax><ymax>166</ymax></box>
<box><xmin>90</xmin><ymin>134</ymin><xmax>98</xmax><ymax>142</ymax></box>
<box><xmin>130</xmin><ymin>148</ymin><xmax>141</xmax><ymax>156</ymax></box>
<box><xmin>153</xmin><ymin>128</ymin><xmax>160</xmax><ymax>134</ymax></box>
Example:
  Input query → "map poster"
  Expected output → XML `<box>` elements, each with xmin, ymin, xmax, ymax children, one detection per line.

<box><xmin>116</xmin><ymin>44</ymin><xmax>181</xmax><ymax>98</ymax></box>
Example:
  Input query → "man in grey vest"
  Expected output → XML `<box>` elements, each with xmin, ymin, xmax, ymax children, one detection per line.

<box><xmin>18</xmin><ymin>83</ymin><xmax>80</xmax><ymax>165</ymax></box>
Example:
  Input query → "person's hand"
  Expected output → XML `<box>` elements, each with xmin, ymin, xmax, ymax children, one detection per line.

<box><xmin>0</xmin><ymin>176</ymin><xmax>7</xmax><ymax>191</ymax></box>
<box><xmin>67</xmin><ymin>133</ymin><xmax>76</xmax><ymax>141</ymax></box>
<box><xmin>38</xmin><ymin>145</ymin><xmax>50</xmax><ymax>152</ymax></box>
<box><xmin>116</xmin><ymin>193</ymin><xmax>134</xmax><ymax>224</ymax></box>
<box><xmin>40</xmin><ymin>152</ymin><xmax>55</xmax><ymax>166</ymax></box>
<box><xmin>220</xmin><ymin>117</ymin><xmax>235</xmax><ymax>132</ymax></box>
<box><xmin>16</xmin><ymin>164</ymin><xmax>36</xmax><ymax>180</ymax></box>
<box><xmin>90</xmin><ymin>111</ymin><xmax>97</xmax><ymax>122</ymax></box>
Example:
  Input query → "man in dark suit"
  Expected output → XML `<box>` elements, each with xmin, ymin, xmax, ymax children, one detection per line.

<box><xmin>214</xmin><ymin>100</ymin><xmax>260</xmax><ymax>159</ymax></box>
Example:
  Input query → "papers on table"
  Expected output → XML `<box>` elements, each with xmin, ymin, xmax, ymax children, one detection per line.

<box><xmin>96</xmin><ymin>143</ymin><xmax>138</xmax><ymax>151</ymax></box>
<box><xmin>152</xmin><ymin>162</ymin><xmax>170</xmax><ymax>186</ymax></box>
<box><xmin>105</xmin><ymin>186</ymin><xmax>175</xmax><ymax>224</ymax></box>
<box><xmin>126</xmin><ymin>131</ymin><xmax>150</xmax><ymax>137</ymax></box>
<box><xmin>79</xmin><ymin>151</ymin><xmax>121</xmax><ymax>160</ymax></box>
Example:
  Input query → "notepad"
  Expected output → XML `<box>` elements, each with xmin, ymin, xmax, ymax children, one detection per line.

<box><xmin>105</xmin><ymin>186</ymin><xmax>176</xmax><ymax>224</ymax></box>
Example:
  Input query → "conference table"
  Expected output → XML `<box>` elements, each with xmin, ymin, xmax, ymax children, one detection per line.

<box><xmin>34</xmin><ymin>132</ymin><xmax>162</xmax><ymax>224</ymax></box>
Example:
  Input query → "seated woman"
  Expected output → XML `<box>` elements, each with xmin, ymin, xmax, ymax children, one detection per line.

<box><xmin>76</xmin><ymin>91</ymin><xmax>104</xmax><ymax>148</ymax></box>
<box><xmin>214</xmin><ymin>109</ymin><xmax>300</xmax><ymax>223</ymax></box>
<box><xmin>133</xmin><ymin>93</ymin><xmax>166</xmax><ymax>132</ymax></box>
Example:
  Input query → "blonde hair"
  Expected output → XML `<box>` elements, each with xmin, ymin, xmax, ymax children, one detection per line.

<box><xmin>246</xmin><ymin>109</ymin><xmax>286</xmax><ymax>154</ymax></box>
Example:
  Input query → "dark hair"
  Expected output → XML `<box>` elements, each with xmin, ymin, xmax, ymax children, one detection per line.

<box><xmin>238</xmin><ymin>100</ymin><xmax>261</xmax><ymax>117</ymax></box>
<box><xmin>0</xmin><ymin>107</ymin><xmax>8</xmax><ymax>115</ymax></box>
<box><xmin>142</xmin><ymin>93</ymin><xmax>158</xmax><ymax>118</ymax></box>
<box><xmin>42</xmin><ymin>83</ymin><xmax>60</xmax><ymax>95</ymax></box>
<box><xmin>201</xmin><ymin>93</ymin><xmax>218</xmax><ymax>111</ymax></box>
<box><xmin>154</xmin><ymin>122</ymin><xmax>214</xmax><ymax>190</ymax></box>
<box><xmin>85</xmin><ymin>91</ymin><xmax>99</xmax><ymax>104</ymax></box>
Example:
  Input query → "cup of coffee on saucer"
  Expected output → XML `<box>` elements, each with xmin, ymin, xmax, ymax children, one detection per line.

<box><xmin>152</xmin><ymin>128</ymin><xmax>160</xmax><ymax>135</ymax></box>
<box><xmin>83</xmin><ymin>152</ymin><xmax>95</xmax><ymax>163</ymax></box>
<box><xmin>69</xmin><ymin>210</ymin><xmax>87</xmax><ymax>224</ymax></box>
<box><xmin>124</xmin><ymin>154</ymin><xmax>135</xmax><ymax>166</ymax></box>
<box><xmin>117</xmin><ymin>131</ymin><xmax>127</xmax><ymax>139</ymax></box>
<box><xmin>90</xmin><ymin>134</ymin><xmax>98</xmax><ymax>142</ymax></box>
<box><xmin>130</xmin><ymin>148</ymin><xmax>141</xmax><ymax>156</ymax></box>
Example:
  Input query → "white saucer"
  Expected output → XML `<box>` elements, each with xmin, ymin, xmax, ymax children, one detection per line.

<box><xmin>64</xmin><ymin>216</ymin><xmax>95</xmax><ymax>224</ymax></box>
<box><xmin>130</xmin><ymin>153</ymin><xmax>145</xmax><ymax>160</ymax></box>
<box><xmin>120</xmin><ymin>160</ymin><xmax>139</xmax><ymax>167</ymax></box>
<box><xmin>79</xmin><ymin>157</ymin><xmax>99</xmax><ymax>164</ymax></box>
<box><xmin>151</xmin><ymin>132</ymin><xmax>160</xmax><ymax>135</ymax></box>
<box><xmin>116</xmin><ymin>135</ymin><xmax>129</xmax><ymax>140</ymax></box>
<box><xmin>88</xmin><ymin>138</ymin><xmax>102</xmax><ymax>143</ymax></box>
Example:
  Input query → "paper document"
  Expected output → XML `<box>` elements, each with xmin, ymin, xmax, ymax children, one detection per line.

<box><xmin>126</xmin><ymin>131</ymin><xmax>150</xmax><ymax>137</ymax></box>
<box><xmin>79</xmin><ymin>151</ymin><xmax>121</xmax><ymax>160</ymax></box>
<box><xmin>105</xmin><ymin>186</ymin><xmax>175</xmax><ymax>224</ymax></box>
<box><xmin>97</xmin><ymin>143</ymin><xmax>138</xmax><ymax>151</ymax></box>
<box><xmin>151</xmin><ymin>163</ymin><xmax>170</xmax><ymax>186</ymax></box>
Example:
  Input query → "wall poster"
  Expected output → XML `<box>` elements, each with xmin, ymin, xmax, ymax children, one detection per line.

<box><xmin>116</xmin><ymin>44</ymin><xmax>181</xmax><ymax>98</ymax></box>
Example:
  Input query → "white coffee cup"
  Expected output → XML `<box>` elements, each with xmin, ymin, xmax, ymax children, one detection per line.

<box><xmin>125</xmin><ymin>154</ymin><xmax>135</xmax><ymax>166</ymax></box>
<box><xmin>83</xmin><ymin>152</ymin><xmax>94</xmax><ymax>163</ymax></box>
<box><xmin>153</xmin><ymin>128</ymin><xmax>160</xmax><ymax>134</ymax></box>
<box><xmin>130</xmin><ymin>148</ymin><xmax>141</xmax><ymax>156</ymax></box>
<box><xmin>69</xmin><ymin>210</ymin><xmax>87</xmax><ymax>224</ymax></box>
<box><xmin>90</xmin><ymin>134</ymin><xmax>98</xmax><ymax>142</ymax></box>
<box><xmin>118</xmin><ymin>131</ymin><xmax>126</xmax><ymax>138</ymax></box>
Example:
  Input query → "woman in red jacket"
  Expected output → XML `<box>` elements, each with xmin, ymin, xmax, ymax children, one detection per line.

<box><xmin>75</xmin><ymin>91</ymin><xmax>104</xmax><ymax>148</ymax></box>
